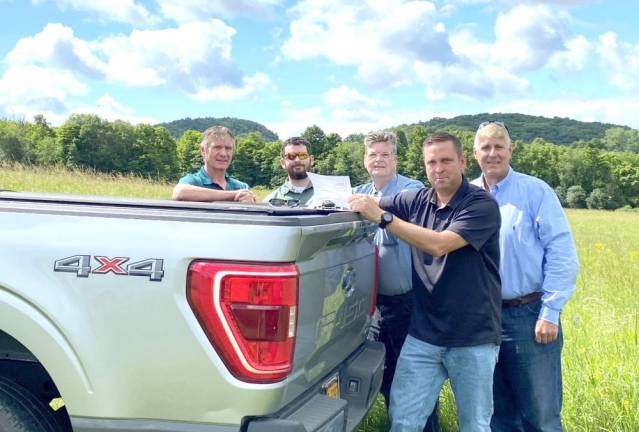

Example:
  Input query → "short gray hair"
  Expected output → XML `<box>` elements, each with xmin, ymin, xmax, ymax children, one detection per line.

<box><xmin>364</xmin><ymin>130</ymin><xmax>397</xmax><ymax>154</ymax></box>
<box><xmin>474</xmin><ymin>122</ymin><xmax>512</xmax><ymax>149</ymax></box>
<box><xmin>200</xmin><ymin>126</ymin><xmax>235</xmax><ymax>150</ymax></box>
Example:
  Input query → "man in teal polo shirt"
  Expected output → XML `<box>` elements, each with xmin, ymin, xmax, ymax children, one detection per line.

<box><xmin>263</xmin><ymin>137</ymin><xmax>315</xmax><ymax>206</ymax></box>
<box><xmin>172</xmin><ymin>126</ymin><xmax>256</xmax><ymax>203</ymax></box>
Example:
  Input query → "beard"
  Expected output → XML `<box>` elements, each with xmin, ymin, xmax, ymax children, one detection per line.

<box><xmin>288</xmin><ymin>165</ymin><xmax>308</xmax><ymax>180</ymax></box>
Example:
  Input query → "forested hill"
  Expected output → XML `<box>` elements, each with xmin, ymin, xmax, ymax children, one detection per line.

<box><xmin>158</xmin><ymin>117</ymin><xmax>279</xmax><ymax>141</ymax></box>
<box><xmin>404</xmin><ymin>113</ymin><xmax>629</xmax><ymax>145</ymax></box>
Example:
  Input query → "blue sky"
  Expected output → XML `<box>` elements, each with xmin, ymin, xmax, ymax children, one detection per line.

<box><xmin>1</xmin><ymin>0</ymin><xmax>638</xmax><ymax>138</ymax></box>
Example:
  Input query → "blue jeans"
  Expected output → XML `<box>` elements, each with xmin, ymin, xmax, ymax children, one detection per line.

<box><xmin>389</xmin><ymin>335</ymin><xmax>499</xmax><ymax>432</ymax></box>
<box><xmin>375</xmin><ymin>296</ymin><xmax>440</xmax><ymax>432</ymax></box>
<box><xmin>491</xmin><ymin>299</ymin><xmax>564</xmax><ymax>432</ymax></box>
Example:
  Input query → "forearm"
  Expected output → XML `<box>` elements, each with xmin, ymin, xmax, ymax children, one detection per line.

<box><xmin>386</xmin><ymin>217</ymin><xmax>465</xmax><ymax>257</ymax></box>
<box><xmin>172</xmin><ymin>184</ymin><xmax>236</xmax><ymax>202</ymax></box>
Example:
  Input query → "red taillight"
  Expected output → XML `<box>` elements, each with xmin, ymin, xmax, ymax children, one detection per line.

<box><xmin>187</xmin><ymin>261</ymin><xmax>298</xmax><ymax>383</ymax></box>
<box><xmin>370</xmin><ymin>245</ymin><xmax>379</xmax><ymax>318</ymax></box>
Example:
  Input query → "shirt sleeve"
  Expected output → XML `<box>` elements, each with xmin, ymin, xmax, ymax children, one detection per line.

<box><xmin>534</xmin><ymin>183</ymin><xmax>579</xmax><ymax>324</ymax></box>
<box><xmin>401</xmin><ymin>179</ymin><xmax>425</xmax><ymax>192</ymax></box>
<box><xmin>379</xmin><ymin>188</ymin><xmax>421</xmax><ymax>221</ymax></box>
<box><xmin>178</xmin><ymin>173</ymin><xmax>201</xmax><ymax>186</ymax></box>
<box><xmin>447</xmin><ymin>193</ymin><xmax>501</xmax><ymax>251</ymax></box>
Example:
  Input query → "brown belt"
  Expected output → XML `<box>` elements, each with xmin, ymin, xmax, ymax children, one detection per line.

<box><xmin>502</xmin><ymin>291</ymin><xmax>543</xmax><ymax>308</ymax></box>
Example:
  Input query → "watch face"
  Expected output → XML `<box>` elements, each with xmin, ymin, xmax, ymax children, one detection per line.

<box><xmin>380</xmin><ymin>212</ymin><xmax>393</xmax><ymax>228</ymax></box>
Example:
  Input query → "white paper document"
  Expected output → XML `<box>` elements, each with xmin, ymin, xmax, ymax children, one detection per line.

<box><xmin>306</xmin><ymin>172</ymin><xmax>352</xmax><ymax>209</ymax></box>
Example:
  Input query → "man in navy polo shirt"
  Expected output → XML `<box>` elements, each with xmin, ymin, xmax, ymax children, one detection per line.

<box><xmin>172</xmin><ymin>125</ymin><xmax>256</xmax><ymax>203</ymax></box>
<box><xmin>349</xmin><ymin>132</ymin><xmax>502</xmax><ymax>432</ymax></box>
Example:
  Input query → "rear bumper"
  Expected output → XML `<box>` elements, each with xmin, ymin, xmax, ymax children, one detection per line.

<box><xmin>70</xmin><ymin>341</ymin><xmax>385</xmax><ymax>432</ymax></box>
<box><xmin>247</xmin><ymin>340</ymin><xmax>385</xmax><ymax>432</ymax></box>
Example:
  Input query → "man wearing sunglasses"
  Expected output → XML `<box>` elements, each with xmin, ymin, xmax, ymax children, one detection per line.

<box><xmin>173</xmin><ymin>126</ymin><xmax>256</xmax><ymax>203</ymax></box>
<box><xmin>353</xmin><ymin>131</ymin><xmax>439</xmax><ymax>432</ymax></box>
<box><xmin>472</xmin><ymin>121</ymin><xmax>579</xmax><ymax>432</ymax></box>
<box><xmin>264</xmin><ymin>137</ymin><xmax>315</xmax><ymax>206</ymax></box>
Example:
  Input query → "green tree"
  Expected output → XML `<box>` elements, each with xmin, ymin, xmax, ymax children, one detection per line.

<box><xmin>29</xmin><ymin>115</ymin><xmax>62</xmax><ymax>165</ymax></box>
<box><xmin>176</xmin><ymin>130</ymin><xmax>203</xmax><ymax>174</ymax></box>
<box><xmin>602</xmin><ymin>127</ymin><xmax>639</xmax><ymax>152</ymax></box>
<box><xmin>586</xmin><ymin>188</ymin><xmax>619</xmax><ymax>210</ymax></box>
<box><xmin>511</xmin><ymin>139</ymin><xmax>565</xmax><ymax>187</ymax></box>
<box><xmin>302</xmin><ymin>125</ymin><xmax>327</xmax><ymax>159</ymax></box>
<box><xmin>231</xmin><ymin>132</ymin><xmax>270</xmax><ymax>187</ymax></box>
<box><xmin>401</xmin><ymin>125</ymin><xmax>429</xmax><ymax>183</ymax></box>
<box><xmin>57</xmin><ymin>114</ymin><xmax>131</xmax><ymax>172</ymax></box>
<box><xmin>129</xmin><ymin>125</ymin><xmax>177</xmax><ymax>179</ymax></box>
<box><xmin>0</xmin><ymin>120</ymin><xmax>27</xmax><ymax>163</ymax></box>
<box><xmin>566</xmin><ymin>185</ymin><xmax>587</xmax><ymax>208</ymax></box>
<box><xmin>314</xmin><ymin>141</ymin><xmax>367</xmax><ymax>186</ymax></box>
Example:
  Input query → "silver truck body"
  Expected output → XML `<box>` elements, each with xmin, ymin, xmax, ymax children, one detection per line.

<box><xmin>0</xmin><ymin>192</ymin><xmax>384</xmax><ymax>432</ymax></box>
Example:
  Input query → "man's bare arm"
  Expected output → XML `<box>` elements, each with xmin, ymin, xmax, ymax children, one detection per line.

<box><xmin>386</xmin><ymin>216</ymin><xmax>468</xmax><ymax>257</ymax></box>
<box><xmin>172</xmin><ymin>184</ymin><xmax>239</xmax><ymax>202</ymax></box>
<box><xmin>348</xmin><ymin>194</ymin><xmax>467</xmax><ymax>257</ymax></box>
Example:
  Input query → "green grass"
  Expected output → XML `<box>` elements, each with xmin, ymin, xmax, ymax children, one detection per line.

<box><xmin>2</xmin><ymin>165</ymin><xmax>637</xmax><ymax>430</ymax></box>
<box><xmin>358</xmin><ymin>209</ymin><xmax>639</xmax><ymax>432</ymax></box>
<box><xmin>0</xmin><ymin>163</ymin><xmax>271</xmax><ymax>201</ymax></box>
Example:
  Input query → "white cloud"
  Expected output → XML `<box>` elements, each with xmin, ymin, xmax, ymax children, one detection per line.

<box><xmin>32</xmin><ymin>0</ymin><xmax>157</xmax><ymax>26</ymax></box>
<box><xmin>282</xmin><ymin>0</ymin><xmax>454</xmax><ymax>87</ymax></box>
<box><xmin>597</xmin><ymin>32</ymin><xmax>639</xmax><ymax>91</ymax></box>
<box><xmin>281</xmin><ymin>2</ymin><xmax>586</xmax><ymax>100</ymax></box>
<box><xmin>93</xmin><ymin>20</ymin><xmax>244</xmax><ymax>92</ymax></box>
<box><xmin>548</xmin><ymin>35</ymin><xmax>592</xmax><ymax>71</ymax></box>
<box><xmin>491</xmin><ymin>97</ymin><xmax>639</xmax><ymax>130</ymax></box>
<box><xmin>0</xmin><ymin>20</ymin><xmax>271</xmax><ymax>122</ymax></box>
<box><xmin>73</xmin><ymin>93</ymin><xmax>157</xmax><ymax>124</ymax></box>
<box><xmin>191</xmin><ymin>73</ymin><xmax>273</xmax><ymax>101</ymax></box>
<box><xmin>0</xmin><ymin>65</ymin><xmax>87</xmax><ymax>123</ymax></box>
<box><xmin>156</xmin><ymin>0</ymin><xmax>283</xmax><ymax>22</ymax></box>
<box><xmin>323</xmin><ymin>85</ymin><xmax>383</xmax><ymax>123</ymax></box>
<box><xmin>491</xmin><ymin>4</ymin><xmax>573</xmax><ymax>72</ymax></box>
<box><xmin>6</xmin><ymin>23</ymin><xmax>105</xmax><ymax>79</ymax></box>
<box><xmin>414</xmin><ymin>61</ymin><xmax>529</xmax><ymax>101</ymax></box>
<box><xmin>323</xmin><ymin>85</ymin><xmax>379</xmax><ymax>109</ymax></box>
<box><xmin>266</xmin><ymin>92</ymin><xmax>457</xmax><ymax>140</ymax></box>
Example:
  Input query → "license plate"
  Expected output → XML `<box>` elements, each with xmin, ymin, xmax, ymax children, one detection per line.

<box><xmin>322</xmin><ymin>374</ymin><xmax>340</xmax><ymax>399</ymax></box>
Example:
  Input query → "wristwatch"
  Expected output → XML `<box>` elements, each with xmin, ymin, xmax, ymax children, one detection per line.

<box><xmin>378</xmin><ymin>212</ymin><xmax>394</xmax><ymax>229</ymax></box>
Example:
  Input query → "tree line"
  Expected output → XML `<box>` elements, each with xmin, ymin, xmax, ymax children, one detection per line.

<box><xmin>1</xmin><ymin>114</ymin><xmax>638</xmax><ymax>209</ymax></box>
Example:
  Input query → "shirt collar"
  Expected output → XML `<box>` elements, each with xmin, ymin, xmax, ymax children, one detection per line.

<box><xmin>428</xmin><ymin>176</ymin><xmax>470</xmax><ymax>208</ymax></box>
<box><xmin>281</xmin><ymin>179</ymin><xmax>313</xmax><ymax>194</ymax></box>
<box><xmin>490</xmin><ymin>167</ymin><xmax>514</xmax><ymax>192</ymax></box>
<box><xmin>199</xmin><ymin>167</ymin><xmax>229</xmax><ymax>186</ymax></box>
<box><xmin>373</xmin><ymin>174</ymin><xmax>399</xmax><ymax>196</ymax></box>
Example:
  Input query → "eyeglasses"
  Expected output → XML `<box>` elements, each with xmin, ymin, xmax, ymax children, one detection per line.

<box><xmin>366</xmin><ymin>152</ymin><xmax>393</xmax><ymax>160</ymax></box>
<box><xmin>478</xmin><ymin>120</ymin><xmax>506</xmax><ymax>130</ymax></box>
<box><xmin>284</xmin><ymin>152</ymin><xmax>310</xmax><ymax>161</ymax></box>
<box><xmin>268</xmin><ymin>198</ymin><xmax>301</xmax><ymax>207</ymax></box>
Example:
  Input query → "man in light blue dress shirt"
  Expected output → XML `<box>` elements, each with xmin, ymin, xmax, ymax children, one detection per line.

<box><xmin>353</xmin><ymin>131</ymin><xmax>439</xmax><ymax>432</ymax></box>
<box><xmin>472</xmin><ymin>121</ymin><xmax>579</xmax><ymax>432</ymax></box>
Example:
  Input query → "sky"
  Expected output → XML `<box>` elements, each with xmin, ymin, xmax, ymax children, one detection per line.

<box><xmin>1</xmin><ymin>0</ymin><xmax>638</xmax><ymax>139</ymax></box>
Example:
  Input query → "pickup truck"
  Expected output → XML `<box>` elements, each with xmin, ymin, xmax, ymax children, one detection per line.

<box><xmin>0</xmin><ymin>192</ymin><xmax>384</xmax><ymax>432</ymax></box>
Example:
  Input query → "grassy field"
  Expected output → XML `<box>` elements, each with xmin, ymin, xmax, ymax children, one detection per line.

<box><xmin>0</xmin><ymin>163</ymin><xmax>271</xmax><ymax>200</ymax></box>
<box><xmin>358</xmin><ymin>212</ymin><xmax>639</xmax><ymax>432</ymax></box>
<box><xmin>2</xmin><ymin>164</ymin><xmax>638</xmax><ymax>430</ymax></box>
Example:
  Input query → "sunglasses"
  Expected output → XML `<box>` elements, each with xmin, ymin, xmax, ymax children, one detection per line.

<box><xmin>478</xmin><ymin>120</ymin><xmax>508</xmax><ymax>130</ymax></box>
<box><xmin>268</xmin><ymin>198</ymin><xmax>301</xmax><ymax>207</ymax></box>
<box><xmin>284</xmin><ymin>152</ymin><xmax>310</xmax><ymax>161</ymax></box>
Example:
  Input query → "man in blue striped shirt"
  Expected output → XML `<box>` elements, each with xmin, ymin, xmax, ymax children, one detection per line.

<box><xmin>472</xmin><ymin>121</ymin><xmax>579</xmax><ymax>432</ymax></box>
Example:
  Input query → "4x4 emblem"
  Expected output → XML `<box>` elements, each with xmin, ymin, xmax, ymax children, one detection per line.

<box><xmin>54</xmin><ymin>255</ymin><xmax>164</xmax><ymax>281</ymax></box>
